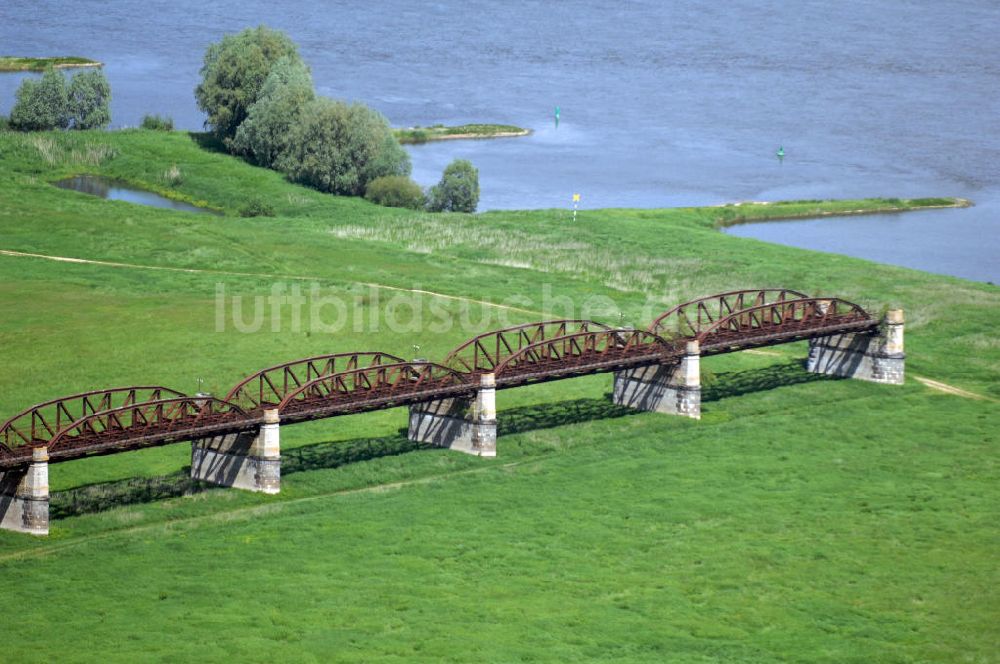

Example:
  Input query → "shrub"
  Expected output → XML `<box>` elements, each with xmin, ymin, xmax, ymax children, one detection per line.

<box><xmin>277</xmin><ymin>98</ymin><xmax>410</xmax><ymax>196</ymax></box>
<box><xmin>0</xmin><ymin>115</ymin><xmax>9</xmax><ymax>132</ymax></box>
<box><xmin>427</xmin><ymin>159</ymin><xmax>479</xmax><ymax>213</ymax></box>
<box><xmin>141</xmin><ymin>114</ymin><xmax>174</xmax><ymax>131</ymax></box>
<box><xmin>239</xmin><ymin>197</ymin><xmax>276</xmax><ymax>217</ymax></box>
<box><xmin>364</xmin><ymin>176</ymin><xmax>425</xmax><ymax>210</ymax></box>
<box><xmin>67</xmin><ymin>69</ymin><xmax>111</xmax><ymax>129</ymax></box>
<box><xmin>195</xmin><ymin>25</ymin><xmax>302</xmax><ymax>146</ymax></box>
<box><xmin>395</xmin><ymin>128</ymin><xmax>429</xmax><ymax>144</ymax></box>
<box><xmin>10</xmin><ymin>68</ymin><xmax>70</xmax><ymax>131</ymax></box>
<box><xmin>231</xmin><ymin>56</ymin><xmax>314</xmax><ymax>167</ymax></box>
<box><xmin>163</xmin><ymin>164</ymin><xmax>183</xmax><ymax>186</ymax></box>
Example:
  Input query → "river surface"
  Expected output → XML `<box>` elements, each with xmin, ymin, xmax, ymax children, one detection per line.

<box><xmin>1</xmin><ymin>0</ymin><xmax>997</xmax><ymax>281</ymax></box>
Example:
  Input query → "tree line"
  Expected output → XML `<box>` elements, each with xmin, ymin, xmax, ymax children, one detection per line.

<box><xmin>195</xmin><ymin>26</ymin><xmax>478</xmax><ymax>212</ymax></box>
<box><xmin>1</xmin><ymin>26</ymin><xmax>479</xmax><ymax>213</ymax></box>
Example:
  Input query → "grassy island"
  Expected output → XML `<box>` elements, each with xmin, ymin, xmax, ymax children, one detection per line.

<box><xmin>0</xmin><ymin>129</ymin><xmax>995</xmax><ymax>662</ymax></box>
<box><xmin>0</xmin><ymin>56</ymin><xmax>102</xmax><ymax>72</ymax></box>
<box><xmin>713</xmin><ymin>197</ymin><xmax>972</xmax><ymax>227</ymax></box>
<box><xmin>395</xmin><ymin>123</ymin><xmax>531</xmax><ymax>144</ymax></box>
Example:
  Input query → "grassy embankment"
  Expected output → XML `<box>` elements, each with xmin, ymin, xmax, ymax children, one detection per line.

<box><xmin>0</xmin><ymin>56</ymin><xmax>102</xmax><ymax>72</ymax></box>
<box><xmin>0</xmin><ymin>129</ymin><xmax>996</xmax><ymax>662</ymax></box>
<box><xmin>394</xmin><ymin>123</ymin><xmax>530</xmax><ymax>144</ymax></box>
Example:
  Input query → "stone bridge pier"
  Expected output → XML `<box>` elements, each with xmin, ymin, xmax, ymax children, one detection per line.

<box><xmin>408</xmin><ymin>373</ymin><xmax>497</xmax><ymax>457</ymax></box>
<box><xmin>807</xmin><ymin>308</ymin><xmax>905</xmax><ymax>384</ymax></box>
<box><xmin>0</xmin><ymin>446</ymin><xmax>49</xmax><ymax>535</ymax></box>
<box><xmin>612</xmin><ymin>341</ymin><xmax>702</xmax><ymax>419</ymax></box>
<box><xmin>191</xmin><ymin>408</ymin><xmax>281</xmax><ymax>493</ymax></box>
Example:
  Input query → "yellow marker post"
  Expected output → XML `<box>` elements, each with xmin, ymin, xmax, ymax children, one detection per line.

<box><xmin>572</xmin><ymin>193</ymin><xmax>580</xmax><ymax>222</ymax></box>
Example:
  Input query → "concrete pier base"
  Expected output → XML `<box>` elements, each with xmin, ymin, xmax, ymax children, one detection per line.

<box><xmin>191</xmin><ymin>408</ymin><xmax>280</xmax><ymax>493</ymax></box>
<box><xmin>613</xmin><ymin>341</ymin><xmax>701</xmax><ymax>419</ymax></box>
<box><xmin>408</xmin><ymin>373</ymin><xmax>497</xmax><ymax>457</ymax></box>
<box><xmin>807</xmin><ymin>309</ymin><xmax>905</xmax><ymax>385</ymax></box>
<box><xmin>0</xmin><ymin>446</ymin><xmax>50</xmax><ymax>535</ymax></box>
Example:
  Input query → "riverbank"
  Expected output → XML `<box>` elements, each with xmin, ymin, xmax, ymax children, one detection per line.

<box><xmin>395</xmin><ymin>123</ymin><xmax>531</xmax><ymax>144</ymax></box>
<box><xmin>711</xmin><ymin>197</ymin><xmax>971</xmax><ymax>228</ymax></box>
<box><xmin>0</xmin><ymin>56</ymin><xmax>102</xmax><ymax>72</ymax></box>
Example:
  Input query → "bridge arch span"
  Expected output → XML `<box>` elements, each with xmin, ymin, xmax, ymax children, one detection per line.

<box><xmin>46</xmin><ymin>397</ymin><xmax>247</xmax><ymax>461</ymax></box>
<box><xmin>0</xmin><ymin>386</ymin><xmax>187</xmax><ymax>463</ymax></box>
<box><xmin>493</xmin><ymin>328</ymin><xmax>679</xmax><ymax>386</ymax></box>
<box><xmin>695</xmin><ymin>297</ymin><xmax>875</xmax><ymax>354</ymax></box>
<box><xmin>444</xmin><ymin>320</ymin><xmax>613</xmax><ymax>374</ymax></box>
<box><xmin>277</xmin><ymin>362</ymin><xmax>472</xmax><ymax>422</ymax></box>
<box><xmin>226</xmin><ymin>351</ymin><xmax>406</xmax><ymax>412</ymax></box>
<box><xmin>649</xmin><ymin>289</ymin><xmax>809</xmax><ymax>339</ymax></box>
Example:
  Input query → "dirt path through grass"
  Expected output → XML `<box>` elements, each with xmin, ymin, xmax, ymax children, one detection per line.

<box><xmin>0</xmin><ymin>248</ymin><xmax>546</xmax><ymax>316</ymax></box>
<box><xmin>912</xmin><ymin>375</ymin><xmax>998</xmax><ymax>402</ymax></box>
<box><xmin>4</xmin><ymin>249</ymin><xmax>994</xmax><ymax>403</ymax></box>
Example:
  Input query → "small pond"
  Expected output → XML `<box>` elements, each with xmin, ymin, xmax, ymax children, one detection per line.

<box><xmin>53</xmin><ymin>175</ymin><xmax>221</xmax><ymax>215</ymax></box>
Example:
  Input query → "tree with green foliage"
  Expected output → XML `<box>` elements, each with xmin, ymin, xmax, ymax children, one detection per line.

<box><xmin>364</xmin><ymin>175</ymin><xmax>426</xmax><ymax>210</ymax></box>
<box><xmin>10</xmin><ymin>68</ymin><xmax>70</xmax><ymax>131</ymax></box>
<box><xmin>427</xmin><ymin>159</ymin><xmax>480</xmax><ymax>213</ymax></box>
<box><xmin>277</xmin><ymin>98</ymin><xmax>410</xmax><ymax>196</ymax></box>
<box><xmin>195</xmin><ymin>26</ymin><xmax>302</xmax><ymax>146</ymax></box>
<box><xmin>67</xmin><ymin>69</ymin><xmax>111</xmax><ymax>129</ymax></box>
<box><xmin>232</xmin><ymin>56</ymin><xmax>315</xmax><ymax>167</ymax></box>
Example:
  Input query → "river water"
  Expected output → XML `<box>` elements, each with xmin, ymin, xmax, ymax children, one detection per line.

<box><xmin>1</xmin><ymin>0</ymin><xmax>997</xmax><ymax>281</ymax></box>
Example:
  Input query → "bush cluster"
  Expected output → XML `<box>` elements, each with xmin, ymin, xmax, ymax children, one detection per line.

<box><xmin>195</xmin><ymin>25</ymin><xmax>482</xmax><ymax>214</ymax></box>
<box><xmin>141</xmin><ymin>114</ymin><xmax>174</xmax><ymax>131</ymax></box>
<box><xmin>197</xmin><ymin>26</ymin><xmax>412</xmax><ymax>202</ymax></box>
<box><xmin>277</xmin><ymin>99</ymin><xmax>409</xmax><ymax>196</ymax></box>
<box><xmin>364</xmin><ymin>176</ymin><xmax>426</xmax><ymax>210</ymax></box>
<box><xmin>239</xmin><ymin>197</ymin><xmax>276</xmax><ymax>217</ymax></box>
<box><xmin>10</xmin><ymin>68</ymin><xmax>111</xmax><ymax>131</ymax></box>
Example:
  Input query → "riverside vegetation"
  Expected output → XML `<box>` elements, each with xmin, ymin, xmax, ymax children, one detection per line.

<box><xmin>0</xmin><ymin>56</ymin><xmax>101</xmax><ymax>72</ymax></box>
<box><xmin>394</xmin><ymin>123</ymin><xmax>531</xmax><ymax>144</ymax></box>
<box><xmin>0</xmin><ymin>128</ymin><xmax>996</xmax><ymax>662</ymax></box>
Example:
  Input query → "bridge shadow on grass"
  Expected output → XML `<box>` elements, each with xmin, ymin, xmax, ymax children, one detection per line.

<box><xmin>50</xmin><ymin>434</ymin><xmax>422</xmax><ymax>519</ymax></box>
<box><xmin>499</xmin><ymin>398</ymin><xmax>636</xmax><ymax>436</ymax></box>
<box><xmin>703</xmin><ymin>360</ymin><xmax>834</xmax><ymax>402</ymax></box>
<box><xmin>50</xmin><ymin>362</ymin><xmax>825</xmax><ymax>518</ymax></box>
<box><xmin>50</xmin><ymin>470</ymin><xmax>204</xmax><ymax>519</ymax></box>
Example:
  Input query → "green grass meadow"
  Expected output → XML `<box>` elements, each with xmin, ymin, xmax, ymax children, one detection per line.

<box><xmin>0</xmin><ymin>129</ymin><xmax>996</xmax><ymax>662</ymax></box>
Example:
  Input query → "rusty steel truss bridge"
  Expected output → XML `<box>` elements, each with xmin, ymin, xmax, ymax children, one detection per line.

<box><xmin>0</xmin><ymin>289</ymin><xmax>884</xmax><ymax>470</ymax></box>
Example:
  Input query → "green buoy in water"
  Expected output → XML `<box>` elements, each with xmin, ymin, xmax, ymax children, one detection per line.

<box><xmin>776</xmin><ymin>146</ymin><xmax>785</xmax><ymax>162</ymax></box>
